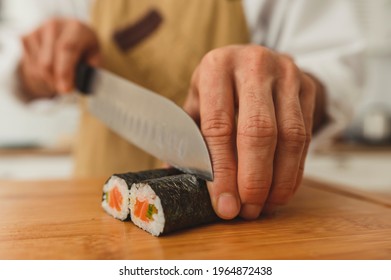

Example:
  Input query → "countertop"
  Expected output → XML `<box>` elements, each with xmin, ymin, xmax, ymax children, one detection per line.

<box><xmin>1</xmin><ymin>177</ymin><xmax>390</xmax><ymax>260</ymax></box>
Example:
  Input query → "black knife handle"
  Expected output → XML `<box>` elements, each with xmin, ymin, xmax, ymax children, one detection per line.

<box><xmin>75</xmin><ymin>62</ymin><xmax>95</xmax><ymax>95</ymax></box>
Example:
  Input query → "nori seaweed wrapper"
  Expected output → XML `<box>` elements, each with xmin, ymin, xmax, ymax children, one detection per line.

<box><xmin>102</xmin><ymin>168</ymin><xmax>183</xmax><ymax>201</ymax></box>
<box><xmin>112</xmin><ymin>168</ymin><xmax>183</xmax><ymax>186</ymax></box>
<box><xmin>141</xmin><ymin>174</ymin><xmax>219</xmax><ymax>235</ymax></box>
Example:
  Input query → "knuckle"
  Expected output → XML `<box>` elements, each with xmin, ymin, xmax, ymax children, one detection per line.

<box><xmin>243</xmin><ymin>45</ymin><xmax>270</xmax><ymax>61</ymax></box>
<box><xmin>202</xmin><ymin>47</ymin><xmax>232</xmax><ymax>68</ymax></box>
<box><xmin>44</xmin><ymin>20</ymin><xmax>60</xmax><ymax>35</ymax></box>
<box><xmin>69</xmin><ymin>19</ymin><xmax>84</xmax><ymax>29</ymax></box>
<box><xmin>241</xmin><ymin>46</ymin><xmax>273</xmax><ymax>69</ymax></box>
<box><xmin>240</xmin><ymin>179</ymin><xmax>271</xmax><ymax>203</ymax></box>
<box><xmin>238</xmin><ymin>115</ymin><xmax>277</xmax><ymax>143</ymax></box>
<box><xmin>201</xmin><ymin>110</ymin><xmax>234</xmax><ymax>138</ymax></box>
<box><xmin>28</xmin><ymin>33</ymin><xmax>40</xmax><ymax>43</ymax></box>
<box><xmin>57</xmin><ymin>40</ymin><xmax>79</xmax><ymax>53</ymax></box>
<box><xmin>45</xmin><ymin>18</ymin><xmax>59</xmax><ymax>28</ymax></box>
<box><xmin>213</xmin><ymin>161</ymin><xmax>236</xmax><ymax>178</ymax></box>
<box><xmin>280</xmin><ymin>57</ymin><xmax>300</xmax><ymax>82</ymax></box>
<box><xmin>279</xmin><ymin>121</ymin><xmax>306</xmax><ymax>150</ymax></box>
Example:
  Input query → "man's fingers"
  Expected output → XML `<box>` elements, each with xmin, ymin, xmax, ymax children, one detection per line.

<box><xmin>293</xmin><ymin>73</ymin><xmax>316</xmax><ymax>193</ymax></box>
<box><xmin>54</xmin><ymin>20</ymin><xmax>98</xmax><ymax>93</ymax></box>
<box><xmin>19</xmin><ymin>19</ymin><xmax>99</xmax><ymax>99</ymax></box>
<box><xmin>266</xmin><ymin>58</ymin><xmax>305</xmax><ymax>207</ymax></box>
<box><xmin>21</xmin><ymin>31</ymin><xmax>55</xmax><ymax>96</ymax></box>
<box><xmin>187</xmin><ymin>46</ymin><xmax>318</xmax><ymax>220</ymax></box>
<box><xmin>235</xmin><ymin>49</ymin><xmax>277</xmax><ymax>219</ymax></box>
<box><xmin>22</xmin><ymin>31</ymin><xmax>41</xmax><ymax>62</ymax></box>
<box><xmin>198</xmin><ymin>51</ymin><xmax>240</xmax><ymax>219</ymax></box>
<box><xmin>39</xmin><ymin>20</ymin><xmax>61</xmax><ymax>88</ymax></box>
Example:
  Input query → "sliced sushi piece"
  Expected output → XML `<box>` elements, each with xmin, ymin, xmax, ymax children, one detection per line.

<box><xmin>102</xmin><ymin>168</ymin><xmax>182</xmax><ymax>220</ymax></box>
<box><xmin>129</xmin><ymin>174</ymin><xmax>219</xmax><ymax>236</ymax></box>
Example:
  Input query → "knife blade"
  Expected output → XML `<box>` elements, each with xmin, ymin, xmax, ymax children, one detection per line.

<box><xmin>75</xmin><ymin>63</ymin><xmax>213</xmax><ymax>181</ymax></box>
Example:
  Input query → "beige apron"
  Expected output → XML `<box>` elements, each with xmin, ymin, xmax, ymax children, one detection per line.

<box><xmin>73</xmin><ymin>0</ymin><xmax>249</xmax><ymax>178</ymax></box>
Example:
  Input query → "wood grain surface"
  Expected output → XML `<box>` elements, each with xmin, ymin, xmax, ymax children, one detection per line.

<box><xmin>0</xmin><ymin>178</ymin><xmax>390</xmax><ymax>260</ymax></box>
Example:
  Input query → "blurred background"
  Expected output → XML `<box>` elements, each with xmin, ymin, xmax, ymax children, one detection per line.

<box><xmin>0</xmin><ymin>0</ymin><xmax>89</xmax><ymax>179</ymax></box>
<box><xmin>0</xmin><ymin>0</ymin><xmax>390</xmax><ymax>197</ymax></box>
<box><xmin>304</xmin><ymin>0</ymin><xmax>391</xmax><ymax>196</ymax></box>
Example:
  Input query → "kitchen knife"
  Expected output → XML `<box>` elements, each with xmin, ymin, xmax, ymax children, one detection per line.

<box><xmin>75</xmin><ymin>63</ymin><xmax>213</xmax><ymax>181</ymax></box>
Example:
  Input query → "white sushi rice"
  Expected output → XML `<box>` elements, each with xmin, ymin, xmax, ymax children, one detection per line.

<box><xmin>129</xmin><ymin>183</ymin><xmax>165</xmax><ymax>236</ymax></box>
<box><xmin>101</xmin><ymin>176</ymin><xmax>130</xmax><ymax>220</ymax></box>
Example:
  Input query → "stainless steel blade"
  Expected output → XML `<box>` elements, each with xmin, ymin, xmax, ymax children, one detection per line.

<box><xmin>79</xmin><ymin>68</ymin><xmax>213</xmax><ymax>181</ymax></box>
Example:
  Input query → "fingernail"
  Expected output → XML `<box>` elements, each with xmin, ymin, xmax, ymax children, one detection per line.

<box><xmin>217</xmin><ymin>193</ymin><xmax>239</xmax><ymax>219</ymax></box>
<box><xmin>240</xmin><ymin>204</ymin><xmax>262</xmax><ymax>220</ymax></box>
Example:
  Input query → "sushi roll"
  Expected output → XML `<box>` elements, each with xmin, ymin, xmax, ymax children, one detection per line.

<box><xmin>102</xmin><ymin>168</ymin><xmax>182</xmax><ymax>220</ymax></box>
<box><xmin>129</xmin><ymin>174</ymin><xmax>219</xmax><ymax>236</ymax></box>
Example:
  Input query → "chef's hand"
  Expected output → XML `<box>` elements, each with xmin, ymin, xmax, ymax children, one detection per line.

<box><xmin>19</xmin><ymin>19</ymin><xmax>100</xmax><ymax>100</ymax></box>
<box><xmin>184</xmin><ymin>45</ymin><xmax>327</xmax><ymax>220</ymax></box>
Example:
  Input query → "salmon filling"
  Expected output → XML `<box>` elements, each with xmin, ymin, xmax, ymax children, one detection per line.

<box><xmin>108</xmin><ymin>186</ymin><xmax>123</xmax><ymax>212</ymax></box>
<box><xmin>134</xmin><ymin>199</ymin><xmax>158</xmax><ymax>222</ymax></box>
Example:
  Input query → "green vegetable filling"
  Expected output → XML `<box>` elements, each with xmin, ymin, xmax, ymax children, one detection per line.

<box><xmin>146</xmin><ymin>204</ymin><xmax>158</xmax><ymax>220</ymax></box>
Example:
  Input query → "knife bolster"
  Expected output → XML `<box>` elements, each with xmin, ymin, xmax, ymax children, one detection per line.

<box><xmin>76</xmin><ymin>63</ymin><xmax>95</xmax><ymax>94</ymax></box>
